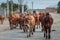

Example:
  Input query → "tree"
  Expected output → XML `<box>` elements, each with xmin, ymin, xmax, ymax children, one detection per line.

<box><xmin>19</xmin><ymin>5</ymin><xmax>28</xmax><ymax>13</ymax></box>
<box><xmin>1</xmin><ymin>3</ymin><xmax>7</xmax><ymax>9</ymax></box>
<box><xmin>1</xmin><ymin>1</ymin><xmax>28</xmax><ymax>15</ymax></box>
<box><xmin>1</xmin><ymin>3</ymin><xmax>7</xmax><ymax>15</ymax></box>
<box><xmin>24</xmin><ymin>5</ymin><xmax>28</xmax><ymax>12</ymax></box>
<box><xmin>1</xmin><ymin>1</ymin><xmax>18</xmax><ymax>15</ymax></box>
<box><xmin>57</xmin><ymin>1</ymin><xmax>60</xmax><ymax>13</ymax></box>
<box><xmin>13</xmin><ymin>4</ymin><xmax>18</xmax><ymax>11</ymax></box>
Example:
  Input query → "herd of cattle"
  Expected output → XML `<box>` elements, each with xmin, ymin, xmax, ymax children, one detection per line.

<box><xmin>0</xmin><ymin>12</ymin><xmax>53</xmax><ymax>39</ymax></box>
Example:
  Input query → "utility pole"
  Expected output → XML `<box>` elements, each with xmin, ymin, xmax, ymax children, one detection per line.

<box><xmin>25</xmin><ymin>1</ymin><xmax>28</xmax><ymax>12</ymax></box>
<box><xmin>4</xmin><ymin>8</ymin><xmax>6</xmax><ymax>17</ymax></box>
<box><xmin>18</xmin><ymin>0</ymin><xmax>20</xmax><ymax>12</ymax></box>
<box><xmin>18</xmin><ymin>0</ymin><xmax>24</xmax><ymax>13</ymax></box>
<box><xmin>7</xmin><ymin>0</ymin><xmax>9</xmax><ymax>17</ymax></box>
<box><xmin>18</xmin><ymin>0</ymin><xmax>22</xmax><ymax>13</ymax></box>
<box><xmin>32</xmin><ymin>1</ymin><xmax>33</xmax><ymax>13</ymax></box>
<box><xmin>11</xmin><ymin>0</ymin><xmax>13</xmax><ymax>14</ymax></box>
<box><xmin>22</xmin><ymin>5</ymin><xmax>24</xmax><ymax>13</ymax></box>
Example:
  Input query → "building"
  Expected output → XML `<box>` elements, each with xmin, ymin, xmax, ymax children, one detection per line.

<box><xmin>0</xmin><ymin>7</ymin><xmax>7</xmax><ymax>17</ymax></box>
<box><xmin>24</xmin><ymin>7</ymin><xmax>57</xmax><ymax>13</ymax></box>
<box><xmin>28</xmin><ymin>9</ymin><xmax>46</xmax><ymax>13</ymax></box>
<box><xmin>46</xmin><ymin>7</ymin><xmax>57</xmax><ymax>13</ymax></box>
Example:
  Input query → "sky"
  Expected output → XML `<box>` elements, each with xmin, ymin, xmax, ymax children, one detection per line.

<box><xmin>0</xmin><ymin>0</ymin><xmax>60</xmax><ymax>9</ymax></box>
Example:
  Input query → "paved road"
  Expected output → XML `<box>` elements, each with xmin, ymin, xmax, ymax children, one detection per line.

<box><xmin>0</xmin><ymin>13</ymin><xmax>60</xmax><ymax>40</ymax></box>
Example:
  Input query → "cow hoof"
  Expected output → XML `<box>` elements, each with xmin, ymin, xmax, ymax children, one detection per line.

<box><xmin>33</xmin><ymin>29</ymin><xmax>35</xmax><ymax>32</ymax></box>
<box><xmin>29</xmin><ymin>34</ymin><xmax>31</xmax><ymax>37</ymax></box>
<box><xmin>48</xmin><ymin>36</ymin><xmax>51</xmax><ymax>39</ymax></box>
<box><xmin>27</xmin><ymin>35</ymin><xmax>30</xmax><ymax>38</ymax></box>
<box><xmin>10</xmin><ymin>27</ymin><xmax>13</xmax><ymax>30</ymax></box>
<box><xmin>46</xmin><ymin>36</ymin><xmax>47</xmax><ymax>39</ymax></box>
<box><xmin>20</xmin><ymin>28</ymin><xmax>22</xmax><ymax>30</ymax></box>
<box><xmin>14</xmin><ymin>27</ymin><xmax>16</xmax><ymax>29</ymax></box>
<box><xmin>44</xmin><ymin>34</ymin><xmax>45</xmax><ymax>37</ymax></box>
<box><xmin>37</xmin><ymin>27</ymin><xmax>38</xmax><ymax>29</ymax></box>
<box><xmin>32</xmin><ymin>33</ymin><xmax>33</xmax><ymax>35</ymax></box>
<box><xmin>10</xmin><ymin>28</ymin><xmax>13</xmax><ymax>30</ymax></box>
<box><xmin>19</xmin><ymin>27</ymin><xmax>22</xmax><ymax>30</ymax></box>
<box><xmin>48</xmin><ymin>38</ymin><xmax>50</xmax><ymax>39</ymax></box>
<box><xmin>23</xmin><ymin>29</ymin><xmax>26</xmax><ymax>32</ymax></box>
<box><xmin>41</xmin><ymin>29</ymin><xmax>43</xmax><ymax>32</ymax></box>
<box><xmin>27</xmin><ymin>35</ymin><xmax>29</xmax><ymax>38</ymax></box>
<box><xmin>23</xmin><ymin>30</ymin><xmax>25</xmax><ymax>32</ymax></box>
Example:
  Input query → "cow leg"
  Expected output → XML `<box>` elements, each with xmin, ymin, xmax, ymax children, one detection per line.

<box><xmin>15</xmin><ymin>24</ymin><xmax>18</xmax><ymax>28</ymax></box>
<box><xmin>22</xmin><ymin>26</ymin><xmax>25</xmax><ymax>32</ymax></box>
<box><xmin>41</xmin><ymin>24</ymin><xmax>44</xmax><ymax>32</ymax></box>
<box><xmin>33</xmin><ymin>26</ymin><xmax>35</xmax><ymax>32</ymax></box>
<box><xmin>25</xmin><ymin>25</ymin><xmax>29</xmax><ymax>32</ymax></box>
<box><xmin>10</xmin><ymin>24</ymin><xmax>13</xmax><ymax>30</ymax></box>
<box><xmin>44</xmin><ymin>31</ymin><xmax>46</xmax><ymax>38</ymax></box>
<box><xmin>23</xmin><ymin>29</ymin><xmax>25</xmax><ymax>32</ymax></box>
<box><xmin>39</xmin><ymin>22</ymin><xmax>40</xmax><ymax>28</ymax></box>
<box><xmin>32</xmin><ymin>28</ymin><xmax>34</xmax><ymax>35</ymax></box>
<box><xmin>32</xmin><ymin>31</ymin><xmax>33</xmax><ymax>35</ymax></box>
<box><xmin>38</xmin><ymin>23</ymin><xmax>40</xmax><ymax>29</ymax></box>
<box><xmin>27</xmin><ymin>29</ymin><xmax>31</xmax><ymax>38</ymax></box>
<box><xmin>27</xmin><ymin>25</ymin><xmax>31</xmax><ymax>38</ymax></box>
<box><xmin>19</xmin><ymin>25</ymin><xmax>22</xmax><ymax>29</ymax></box>
<box><xmin>1</xmin><ymin>20</ymin><xmax>3</xmax><ymax>24</ymax></box>
<box><xmin>48</xmin><ymin>27</ymin><xmax>51</xmax><ymax>39</ymax></box>
<box><xmin>29</xmin><ymin>29</ymin><xmax>32</xmax><ymax>37</ymax></box>
<box><xmin>23</xmin><ymin>25</ymin><xmax>28</xmax><ymax>32</ymax></box>
<box><xmin>14</xmin><ymin>24</ymin><xmax>17</xmax><ymax>29</ymax></box>
<box><xmin>36</xmin><ymin>22</ymin><xmax>38</xmax><ymax>29</ymax></box>
<box><xmin>45</xmin><ymin>29</ymin><xmax>47</xmax><ymax>39</ymax></box>
<box><xmin>37</xmin><ymin>22</ymin><xmax>40</xmax><ymax>29</ymax></box>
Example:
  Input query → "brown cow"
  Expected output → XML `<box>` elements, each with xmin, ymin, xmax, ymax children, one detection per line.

<box><xmin>17</xmin><ymin>13</ymin><xmax>26</xmax><ymax>30</ymax></box>
<box><xmin>39</xmin><ymin>12</ymin><xmax>46</xmax><ymax>31</ymax></box>
<box><xmin>33</xmin><ymin>13</ymin><xmax>40</xmax><ymax>29</ymax></box>
<box><xmin>0</xmin><ymin>15</ymin><xmax>5</xmax><ymax>24</ymax></box>
<box><xmin>43</xmin><ymin>12</ymin><xmax>53</xmax><ymax>39</ymax></box>
<box><xmin>8</xmin><ymin>13</ymin><xmax>20</xmax><ymax>30</ymax></box>
<box><xmin>23</xmin><ymin>14</ymin><xmax>35</xmax><ymax>37</ymax></box>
